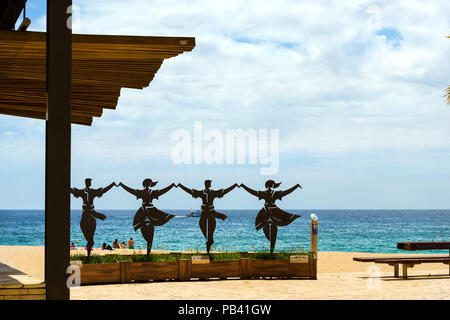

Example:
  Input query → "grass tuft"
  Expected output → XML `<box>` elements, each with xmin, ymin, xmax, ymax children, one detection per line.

<box><xmin>71</xmin><ymin>249</ymin><xmax>313</xmax><ymax>264</ymax></box>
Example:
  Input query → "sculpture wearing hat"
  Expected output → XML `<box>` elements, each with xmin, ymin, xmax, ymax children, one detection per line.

<box><xmin>70</xmin><ymin>178</ymin><xmax>117</xmax><ymax>257</ymax></box>
<box><xmin>178</xmin><ymin>180</ymin><xmax>239</xmax><ymax>253</ymax></box>
<box><xmin>240</xmin><ymin>180</ymin><xmax>302</xmax><ymax>253</ymax></box>
<box><xmin>119</xmin><ymin>179</ymin><xmax>176</xmax><ymax>256</ymax></box>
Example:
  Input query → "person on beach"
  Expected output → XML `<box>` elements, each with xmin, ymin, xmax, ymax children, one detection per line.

<box><xmin>128</xmin><ymin>238</ymin><xmax>134</xmax><ymax>249</ymax></box>
<box><xmin>102</xmin><ymin>242</ymin><xmax>113</xmax><ymax>250</ymax></box>
<box><xmin>119</xmin><ymin>179</ymin><xmax>176</xmax><ymax>255</ymax></box>
<box><xmin>70</xmin><ymin>178</ymin><xmax>116</xmax><ymax>258</ymax></box>
<box><xmin>240</xmin><ymin>180</ymin><xmax>302</xmax><ymax>254</ymax></box>
<box><xmin>178</xmin><ymin>180</ymin><xmax>239</xmax><ymax>253</ymax></box>
<box><xmin>113</xmin><ymin>239</ymin><xmax>119</xmax><ymax>249</ymax></box>
<box><xmin>70</xmin><ymin>242</ymin><xmax>76</xmax><ymax>250</ymax></box>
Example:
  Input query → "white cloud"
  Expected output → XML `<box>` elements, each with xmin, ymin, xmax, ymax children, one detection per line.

<box><xmin>1</xmin><ymin>0</ymin><xmax>450</xmax><ymax>208</ymax></box>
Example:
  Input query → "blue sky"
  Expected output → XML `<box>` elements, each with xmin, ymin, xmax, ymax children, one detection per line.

<box><xmin>1</xmin><ymin>0</ymin><xmax>450</xmax><ymax>210</ymax></box>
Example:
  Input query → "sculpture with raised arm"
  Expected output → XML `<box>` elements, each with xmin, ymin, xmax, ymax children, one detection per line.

<box><xmin>240</xmin><ymin>180</ymin><xmax>302</xmax><ymax>254</ymax></box>
<box><xmin>119</xmin><ymin>179</ymin><xmax>176</xmax><ymax>256</ymax></box>
<box><xmin>178</xmin><ymin>180</ymin><xmax>238</xmax><ymax>253</ymax></box>
<box><xmin>70</xmin><ymin>178</ymin><xmax>116</xmax><ymax>257</ymax></box>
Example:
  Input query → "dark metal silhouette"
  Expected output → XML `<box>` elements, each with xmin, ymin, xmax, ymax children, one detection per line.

<box><xmin>119</xmin><ymin>179</ymin><xmax>176</xmax><ymax>256</ymax></box>
<box><xmin>178</xmin><ymin>180</ymin><xmax>238</xmax><ymax>253</ymax></box>
<box><xmin>240</xmin><ymin>180</ymin><xmax>302</xmax><ymax>254</ymax></box>
<box><xmin>70</xmin><ymin>179</ymin><xmax>116</xmax><ymax>257</ymax></box>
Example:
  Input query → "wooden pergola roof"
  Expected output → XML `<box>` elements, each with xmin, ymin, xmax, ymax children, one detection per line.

<box><xmin>0</xmin><ymin>31</ymin><xmax>195</xmax><ymax>125</ymax></box>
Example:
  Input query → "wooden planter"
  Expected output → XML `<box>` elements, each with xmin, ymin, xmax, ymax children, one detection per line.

<box><xmin>80</xmin><ymin>257</ymin><xmax>317</xmax><ymax>285</ymax></box>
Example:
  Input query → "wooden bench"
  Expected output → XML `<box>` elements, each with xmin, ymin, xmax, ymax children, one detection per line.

<box><xmin>397</xmin><ymin>241</ymin><xmax>450</xmax><ymax>252</ymax></box>
<box><xmin>398</xmin><ymin>241</ymin><xmax>450</xmax><ymax>278</ymax></box>
<box><xmin>374</xmin><ymin>257</ymin><xmax>450</xmax><ymax>278</ymax></box>
<box><xmin>354</xmin><ymin>241</ymin><xmax>450</xmax><ymax>279</ymax></box>
<box><xmin>353</xmin><ymin>256</ymin><xmax>449</xmax><ymax>278</ymax></box>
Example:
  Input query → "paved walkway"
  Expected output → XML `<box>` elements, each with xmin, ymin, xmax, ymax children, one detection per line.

<box><xmin>71</xmin><ymin>269</ymin><xmax>450</xmax><ymax>300</ymax></box>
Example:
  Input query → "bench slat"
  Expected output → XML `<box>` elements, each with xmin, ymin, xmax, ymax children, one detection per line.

<box><xmin>397</xmin><ymin>242</ymin><xmax>450</xmax><ymax>251</ymax></box>
<box><xmin>374</xmin><ymin>258</ymin><xmax>450</xmax><ymax>264</ymax></box>
<box><xmin>353</xmin><ymin>256</ymin><xmax>448</xmax><ymax>262</ymax></box>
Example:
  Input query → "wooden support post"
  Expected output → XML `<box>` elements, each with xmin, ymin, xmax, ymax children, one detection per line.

<box><xmin>389</xmin><ymin>263</ymin><xmax>399</xmax><ymax>278</ymax></box>
<box><xmin>120</xmin><ymin>262</ymin><xmax>131</xmax><ymax>283</ymax></box>
<box><xmin>402</xmin><ymin>264</ymin><xmax>414</xmax><ymax>279</ymax></box>
<box><xmin>178</xmin><ymin>259</ymin><xmax>191</xmax><ymax>281</ymax></box>
<box><xmin>45</xmin><ymin>0</ymin><xmax>72</xmax><ymax>300</ymax></box>
<box><xmin>309</xmin><ymin>259</ymin><xmax>317</xmax><ymax>280</ymax></box>
<box><xmin>239</xmin><ymin>258</ymin><xmax>252</xmax><ymax>280</ymax></box>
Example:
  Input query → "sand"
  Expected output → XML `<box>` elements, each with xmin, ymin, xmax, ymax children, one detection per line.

<box><xmin>1</xmin><ymin>245</ymin><xmax>449</xmax><ymax>299</ymax></box>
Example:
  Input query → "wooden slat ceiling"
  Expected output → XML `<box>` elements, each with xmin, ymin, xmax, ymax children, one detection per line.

<box><xmin>0</xmin><ymin>31</ymin><xmax>195</xmax><ymax>125</ymax></box>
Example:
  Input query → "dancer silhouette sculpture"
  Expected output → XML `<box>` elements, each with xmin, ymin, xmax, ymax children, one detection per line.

<box><xmin>178</xmin><ymin>180</ymin><xmax>238</xmax><ymax>253</ymax></box>
<box><xmin>119</xmin><ymin>179</ymin><xmax>176</xmax><ymax>256</ymax></box>
<box><xmin>240</xmin><ymin>180</ymin><xmax>302</xmax><ymax>254</ymax></box>
<box><xmin>70</xmin><ymin>178</ymin><xmax>116</xmax><ymax>257</ymax></box>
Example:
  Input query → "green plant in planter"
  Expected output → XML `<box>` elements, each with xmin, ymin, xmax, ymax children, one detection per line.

<box><xmin>70</xmin><ymin>246</ymin><xmax>312</xmax><ymax>264</ymax></box>
<box><xmin>132</xmin><ymin>254</ymin><xmax>177</xmax><ymax>262</ymax></box>
<box><xmin>209</xmin><ymin>252</ymin><xmax>242</xmax><ymax>261</ymax></box>
<box><xmin>71</xmin><ymin>254</ymin><xmax>132</xmax><ymax>264</ymax></box>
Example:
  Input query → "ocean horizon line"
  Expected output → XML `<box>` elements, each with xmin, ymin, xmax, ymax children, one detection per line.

<box><xmin>0</xmin><ymin>245</ymin><xmax>444</xmax><ymax>255</ymax></box>
<box><xmin>1</xmin><ymin>209</ymin><xmax>448</xmax><ymax>253</ymax></box>
<box><xmin>1</xmin><ymin>208</ymin><xmax>450</xmax><ymax>211</ymax></box>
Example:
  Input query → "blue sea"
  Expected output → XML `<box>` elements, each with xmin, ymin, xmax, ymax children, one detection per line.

<box><xmin>0</xmin><ymin>209</ymin><xmax>448</xmax><ymax>254</ymax></box>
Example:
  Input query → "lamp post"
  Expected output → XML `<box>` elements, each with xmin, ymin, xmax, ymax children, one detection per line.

<box><xmin>310</xmin><ymin>213</ymin><xmax>319</xmax><ymax>258</ymax></box>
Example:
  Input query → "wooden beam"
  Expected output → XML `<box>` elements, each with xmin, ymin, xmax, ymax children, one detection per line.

<box><xmin>0</xmin><ymin>0</ymin><xmax>26</xmax><ymax>31</ymax></box>
<box><xmin>0</xmin><ymin>30</ymin><xmax>196</xmax><ymax>47</ymax></box>
<box><xmin>45</xmin><ymin>0</ymin><xmax>72</xmax><ymax>300</ymax></box>
<box><xmin>0</xmin><ymin>105</ymin><xmax>92</xmax><ymax>125</ymax></box>
<box><xmin>0</xmin><ymin>31</ymin><xmax>195</xmax><ymax>124</ymax></box>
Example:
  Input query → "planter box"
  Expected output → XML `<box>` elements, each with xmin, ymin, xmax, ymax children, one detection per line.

<box><xmin>80</xmin><ymin>257</ymin><xmax>317</xmax><ymax>285</ymax></box>
<box><xmin>252</xmin><ymin>259</ymin><xmax>315</xmax><ymax>279</ymax></box>
<box><xmin>80</xmin><ymin>263</ymin><xmax>121</xmax><ymax>284</ymax></box>
<box><xmin>191</xmin><ymin>260</ymin><xmax>240</xmax><ymax>279</ymax></box>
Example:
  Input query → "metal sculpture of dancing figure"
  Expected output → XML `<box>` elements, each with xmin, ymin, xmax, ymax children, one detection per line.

<box><xmin>240</xmin><ymin>180</ymin><xmax>302</xmax><ymax>254</ymax></box>
<box><xmin>70</xmin><ymin>178</ymin><xmax>116</xmax><ymax>257</ymax></box>
<box><xmin>178</xmin><ymin>180</ymin><xmax>238</xmax><ymax>253</ymax></box>
<box><xmin>119</xmin><ymin>179</ymin><xmax>176</xmax><ymax>256</ymax></box>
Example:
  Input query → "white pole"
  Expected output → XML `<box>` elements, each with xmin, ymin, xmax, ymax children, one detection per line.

<box><xmin>310</xmin><ymin>214</ymin><xmax>319</xmax><ymax>258</ymax></box>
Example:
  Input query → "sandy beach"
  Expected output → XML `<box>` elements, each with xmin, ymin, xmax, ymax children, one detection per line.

<box><xmin>1</xmin><ymin>245</ymin><xmax>448</xmax><ymax>300</ymax></box>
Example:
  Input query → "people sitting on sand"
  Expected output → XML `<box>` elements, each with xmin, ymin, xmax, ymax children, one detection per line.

<box><xmin>120</xmin><ymin>242</ymin><xmax>126</xmax><ymax>249</ymax></box>
<box><xmin>102</xmin><ymin>242</ymin><xmax>113</xmax><ymax>250</ymax></box>
<box><xmin>128</xmin><ymin>238</ymin><xmax>134</xmax><ymax>249</ymax></box>
<box><xmin>70</xmin><ymin>242</ymin><xmax>76</xmax><ymax>250</ymax></box>
<box><xmin>113</xmin><ymin>239</ymin><xmax>120</xmax><ymax>249</ymax></box>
